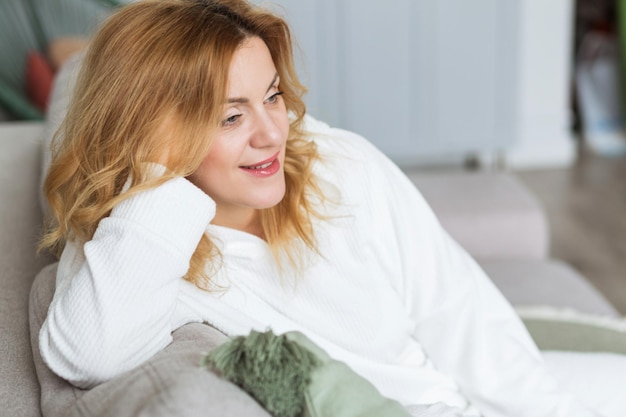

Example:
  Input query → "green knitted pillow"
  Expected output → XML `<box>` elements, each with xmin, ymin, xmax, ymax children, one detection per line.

<box><xmin>202</xmin><ymin>330</ymin><xmax>411</xmax><ymax>417</ymax></box>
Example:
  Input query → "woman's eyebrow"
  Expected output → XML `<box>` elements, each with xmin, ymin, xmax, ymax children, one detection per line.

<box><xmin>266</xmin><ymin>72</ymin><xmax>279</xmax><ymax>93</ymax></box>
<box><xmin>226</xmin><ymin>73</ymin><xmax>279</xmax><ymax>104</ymax></box>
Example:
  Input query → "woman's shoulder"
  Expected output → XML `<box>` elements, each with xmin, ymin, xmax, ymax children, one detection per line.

<box><xmin>301</xmin><ymin>114</ymin><xmax>407</xmax><ymax>209</ymax></box>
<box><xmin>301</xmin><ymin>114</ymin><xmax>426</xmax><ymax>208</ymax></box>
<box><xmin>302</xmin><ymin>114</ymin><xmax>383</xmax><ymax>167</ymax></box>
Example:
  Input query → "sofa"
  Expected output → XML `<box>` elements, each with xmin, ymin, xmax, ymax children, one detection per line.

<box><xmin>406</xmin><ymin>170</ymin><xmax>620</xmax><ymax>318</ymax></box>
<box><xmin>2</xmin><ymin>117</ymin><xmax>624</xmax><ymax>416</ymax></box>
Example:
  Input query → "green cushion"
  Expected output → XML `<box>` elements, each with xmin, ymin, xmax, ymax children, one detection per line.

<box><xmin>203</xmin><ymin>330</ymin><xmax>411</xmax><ymax>417</ymax></box>
<box><xmin>519</xmin><ymin>307</ymin><xmax>626</xmax><ymax>354</ymax></box>
<box><xmin>288</xmin><ymin>332</ymin><xmax>411</xmax><ymax>417</ymax></box>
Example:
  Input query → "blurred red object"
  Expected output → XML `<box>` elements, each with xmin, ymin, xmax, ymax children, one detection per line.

<box><xmin>25</xmin><ymin>51</ymin><xmax>54</xmax><ymax>113</ymax></box>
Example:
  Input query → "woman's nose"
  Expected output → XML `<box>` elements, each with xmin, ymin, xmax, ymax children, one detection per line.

<box><xmin>250</xmin><ymin>111</ymin><xmax>284</xmax><ymax>148</ymax></box>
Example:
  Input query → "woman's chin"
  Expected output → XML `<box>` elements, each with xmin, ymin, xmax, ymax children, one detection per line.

<box><xmin>256</xmin><ymin>190</ymin><xmax>286</xmax><ymax>210</ymax></box>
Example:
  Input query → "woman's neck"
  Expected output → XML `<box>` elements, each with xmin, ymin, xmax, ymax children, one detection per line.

<box><xmin>211</xmin><ymin>207</ymin><xmax>264</xmax><ymax>239</ymax></box>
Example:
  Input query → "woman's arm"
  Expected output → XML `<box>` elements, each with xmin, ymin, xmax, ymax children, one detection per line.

<box><xmin>39</xmin><ymin>176</ymin><xmax>214</xmax><ymax>389</ymax></box>
<box><xmin>346</xmin><ymin>132</ymin><xmax>599</xmax><ymax>417</ymax></box>
<box><xmin>404</xmin><ymin>231</ymin><xmax>596</xmax><ymax>417</ymax></box>
<box><xmin>393</xmin><ymin>179</ymin><xmax>597</xmax><ymax>416</ymax></box>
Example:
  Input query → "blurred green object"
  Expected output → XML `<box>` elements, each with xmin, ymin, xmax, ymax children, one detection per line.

<box><xmin>0</xmin><ymin>81</ymin><xmax>44</xmax><ymax>121</ymax></box>
<box><xmin>0</xmin><ymin>0</ymin><xmax>125</xmax><ymax>120</ymax></box>
<box><xmin>619</xmin><ymin>1</ymin><xmax>626</xmax><ymax>125</ymax></box>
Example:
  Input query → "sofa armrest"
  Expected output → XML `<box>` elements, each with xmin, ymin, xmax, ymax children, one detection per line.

<box><xmin>481</xmin><ymin>259</ymin><xmax>620</xmax><ymax>317</ymax></box>
<box><xmin>0</xmin><ymin>121</ymin><xmax>55</xmax><ymax>416</ymax></box>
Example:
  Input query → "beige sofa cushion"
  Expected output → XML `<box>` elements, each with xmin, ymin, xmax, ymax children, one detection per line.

<box><xmin>407</xmin><ymin>171</ymin><xmax>549</xmax><ymax>261</ymax></box>
<box><xmin>482</xmin><ymin>259</ymin><xmax>619</xmax><ymax>317</ymax></box>
<box><xmin>29</xmin><ymin>263</ymin><xmax>272</xmax><ymax>417</ymax></box>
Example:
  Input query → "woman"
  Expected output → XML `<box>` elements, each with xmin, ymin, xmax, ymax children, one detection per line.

<box><xmin>39</xmin><ymin>1</ymin><xmax>604</xmax><ymax>416</ymax></box>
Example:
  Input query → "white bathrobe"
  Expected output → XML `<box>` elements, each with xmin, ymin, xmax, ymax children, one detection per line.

<box><xmin>40</xmin><ymin>116</ymin><xmax>602</xmax><ymax>417</ymax></box>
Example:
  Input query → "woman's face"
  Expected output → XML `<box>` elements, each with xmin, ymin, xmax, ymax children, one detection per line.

<box><xmin>188</xmin><ymin>36</ymin><xmax>289</xmax><ymax>232</ymax></box>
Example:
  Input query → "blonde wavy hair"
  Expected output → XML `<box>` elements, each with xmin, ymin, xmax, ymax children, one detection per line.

<box><xmin>41</xmin><ymin>0</ymin><xmax>325</xmax><ymax>289</ymax></box>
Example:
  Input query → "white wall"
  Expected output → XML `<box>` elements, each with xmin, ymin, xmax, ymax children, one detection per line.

<box><xmin>257</xmin><ymin>0</ymin><xmax>576</xmax><ymax>169</ymax></box>
<box><xmin>507</xmin><ymin>0</ymin><xmax>577</xmax><ymax>168</ymax></box>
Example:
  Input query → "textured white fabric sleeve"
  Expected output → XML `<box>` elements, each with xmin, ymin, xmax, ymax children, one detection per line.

<box><xmin>350</xmin><ymin>136</ymin><xmax>601</xmax><ymax>417</ymax></box>
<box><xmin>405</xmin><ymin>402</ymin><xmax>470</xmax><ymax>417</ymax></box>
<box><xmin>39</xmin><ymin>176</ymin><xmax>215</xmax><ymax>389</ymax></box>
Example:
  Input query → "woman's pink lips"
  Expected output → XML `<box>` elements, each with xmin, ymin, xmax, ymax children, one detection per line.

<box><xmin>239</xmin><ymin>152</ymin><xmax>281</xmax><ymax>177</ymax></box>
<box><xmin>242</xmin><ymin>152</ymin><xmax>280</xmax><ymax>167</ymax></box>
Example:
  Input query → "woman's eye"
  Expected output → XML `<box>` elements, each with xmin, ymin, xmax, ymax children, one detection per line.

<box><xmin>265</xmin><ymin>91</ymin><xmax>284</xmax><ymax>104</ymax></box>
<box><xmin>222</xmin><ymin>114</ymin><xmax>241</xmax><ymax>127</ymax></box>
